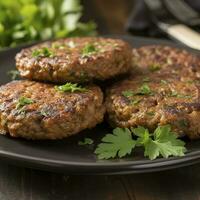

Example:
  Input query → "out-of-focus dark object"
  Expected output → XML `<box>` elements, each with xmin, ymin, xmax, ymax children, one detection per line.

<box><xmin>126</xmin><ymin>0</ymin><xmax>200</xmax><ymax>50</ymax></box>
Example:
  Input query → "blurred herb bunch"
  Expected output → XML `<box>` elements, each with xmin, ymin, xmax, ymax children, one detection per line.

<box><xmin>0</xmin><ymin>0</ymin><xmax>97</xmax><ymax>49</ymax></box>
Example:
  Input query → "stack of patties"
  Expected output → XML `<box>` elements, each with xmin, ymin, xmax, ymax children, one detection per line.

<box><xmin>106</xmin><ymin>45</ymin><xmax>200</xmax><ymax>139</ymax></box>
<box><xmin>0</xmin><ymin>37</ymin><xmax>132</xmax><ymax>139</ymax></box>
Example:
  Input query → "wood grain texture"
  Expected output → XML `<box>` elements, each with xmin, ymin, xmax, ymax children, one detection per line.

<box><xmin>0</xmin><ymin>162</ymin><xmax>200</xmax><ymax>200</ymax></box>
<box><xmin>0</xmin><ymin>1</ymin><xmax>200</xmax><ymax>200</ymax></box>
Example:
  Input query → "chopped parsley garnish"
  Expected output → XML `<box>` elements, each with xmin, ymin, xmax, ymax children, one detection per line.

<box><xmin>149</xmin><ymin>64</ymin><xmax>161</xmax><ymax>72</ymax></box>
<box><xmin>16</xmin><ymin>97</ymin><xmax>34</xmax><ymax>109</ymax></box>
<box><xmin>82</xmin><ymin>43</ymin><xmax>98</xmax><ymax>57</ymax></box>
<box><xmin>122</xmin><ymin>90</ymin><xmax>134</xmax><ymax>97</ymax></box>
<box><xmin>55</xmin><ymin>83</ymin><xmax>87</xmax><ymax>93</ymax></box>
<box><xmin>32</xmin><ymin>47</ymin><xmax>54</xmax><ymax>58</ymax></box>
<box><xmin>78</xmin><ymin>138</ymin><xmax>94</xmax><ymax>146</ymax></box>
<box><xmin>168</xmin><ymin>90</ymin><xmax>192</xmax><ymax>98</ymax></box>
<box><xmin>7</xmin><ymin>70</ymin><xmax>20</xmax><ymax>80</ymax></box>
<box><xmin>95</xmin><ymin>125</ymin><xmax>186</xmax><ymax>160</ymax></box>
<box><xmin>137</xmin><ymin>83</ymin><xmax>152</xmax><ymax>95</ymax></box>
<box><xmin>122</xmin><ymin>84</ymin><xmax>152</xmax><ymax>98</ymax></box>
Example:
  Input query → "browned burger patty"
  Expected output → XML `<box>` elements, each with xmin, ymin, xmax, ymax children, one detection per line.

<box><xmin>132</xmin><ymin>45</ymin><xmax>200</xmax><ymax>80</ymax></box>
<box><xmin>16</xmin><ymin>37</ymin><xmax>132</xmax><ymax>83</ymax></box>
<box><xmin>106</xmin><ymin>74</ymin><xmax>200</xmax><ymax>139</ymax></box>
<box><xmin>0</xmin><ymin>80</ymin><xmax>105</xmax><ymax>140</ymax></box>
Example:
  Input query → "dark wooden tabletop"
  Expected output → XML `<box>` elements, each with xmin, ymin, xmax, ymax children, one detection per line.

<box><xmin>1</xmin><ymin>1</ymin><xmax>200</xmax><ymax>200</ymax></box>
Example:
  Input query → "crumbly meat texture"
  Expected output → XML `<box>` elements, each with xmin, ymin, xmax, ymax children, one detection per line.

<box><xmin>132</xmin><ymin>45</ymin><xmax>200</xmax><ymax>81</ymax></box>
<box><xmin>106</xmin><ymin>74</ymin><xmax>200</xmax><ymax>139</ymax></box>
<box><xmin>0</xmin><ymin>80</ymin><xmax>105</xmax><ymax>140</ymax></box>
<box><xmin>16</xmin><ymin>37</ymin><xmax>132</xmax><ymax>83</ymax></box>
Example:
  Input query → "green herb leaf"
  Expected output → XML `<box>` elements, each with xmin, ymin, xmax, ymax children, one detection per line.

<box><xmin>82</xmin><ymin>43</ymin><xmax>98</xmax><ymax>57</ymax></box>
<box><xmin>0</xmin><ymin>1</ymin><xmax>97</xmax><ymax>49</ymax></box>
<box><xmin>122</xmin><ymin>90</ymin><xmax>134</xmax><ymax>98</ymax></box>
<box><xmin>137</xmin><ymin>83</ymin><xmax>152</xmax><ymax>95</ymax></box>
<box><xmin>32</xmin><ymin>47</ymin><xmax>54</xmax><ymax>58</ymax></box>
<box><xmin>95</xmin><ymin>125</ymin><xmax>186</xmax><ymax>160</ymax></box>
<box><xmin>16</xmin><ymin>96</ymin><xmax>34</xmax><ymax>109</ymax></box>
<box><xmin>78</xmin><ymin>138</ymin><xmax>94</xmax><ymax>146</ymax></box>
<box><xmin>7</xmin><ymin>70</ymin><xmax>20</xmax><ymax>80</ymax></box>
<box><xmin>55</xmin><ymin>82</ymin><xmax>87</xmax><ymax>93</ymax></box>
<box><xmin>144</xmin><ymin>125</ymin><xmax>186</xmax><ymax>160</ymax></box>
<box><xmin>95</xmin><ymin>128</ymin><xmax>136</xmax><ymax>159</ymax></box>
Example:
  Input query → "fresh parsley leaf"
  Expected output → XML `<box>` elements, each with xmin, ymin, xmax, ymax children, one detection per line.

<box><xmin>95</xmin><ymin>125</ymin><xmax>186</xmax><ymax>160</ymax></box>
<box><xmin>7</xmin><ymin>70</ymin><xmax>20</xmax><ymax>80</ymax></box>
<box><xmin>131</xmin><ymin>126</ymin><xmax>150</xmax><ymax>146</ymax></box>
<box><xmin>78</xmin><ymin>138</ymin><xmax>94</xmax><ymax>146</ymax></box>
<box><xmin>82</xmin><ymin>43</ymin><xmax>98</xmax><ymax>57</ymax></box>
<box><xmin>95</xmin><ymin>128</ymin><xmax>136</xmax><ymax>159</ymax></box>
<box><xmin>55</xmin><ymin>83</ymin><xmax>87</xmax><ymax>93</ymax></box>
<box><xmin>122</xmin><ymin>90</ymin><xmax>134</xmax><ymax>97</ymax></box>
<box><xmin>16</xmin><ymin>97</ymin><xmax>34</xmax><ymax>109</ymax></box>
<box><xmin>144</xmin><ymin>125</ymin><xmax>186</xmax><ymax>160</ymax></box>
<box><xmin>32</xmin><ymin>47</ymin><xmax>54</xmax><ymax>58</ymax></box>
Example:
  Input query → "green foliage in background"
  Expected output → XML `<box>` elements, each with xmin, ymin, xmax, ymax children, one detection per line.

<box><xmin>0</xmin><ymin>0</ymin><xmax>97</xmax><ymax>49</ymax></box>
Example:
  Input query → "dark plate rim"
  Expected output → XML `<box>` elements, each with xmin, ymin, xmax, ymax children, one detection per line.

<box><xmin>0</xmin><ymin>34</ymin><xmax>200</xmax><ymax>174</ymax></box>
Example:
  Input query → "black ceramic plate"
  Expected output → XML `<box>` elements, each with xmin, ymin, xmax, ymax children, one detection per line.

<box><xmin>0</xmin><ymin>35</ymin><xmax>200</xmax><ymax>175</ymax></box>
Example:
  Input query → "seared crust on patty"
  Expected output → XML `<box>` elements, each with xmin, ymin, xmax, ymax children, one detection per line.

<box><xmin>132</xmin><ymin>45</ymin><xmax>200</xmax><ymax>80</ymax></box>
<box><xmin>0</xmin><ymin>80</ymin><xmax>105</xmax><ymax>140</ymax></box>
<box><xmin>16</xmin><ymin>37</ymin><xmax>132</xmax><ymax>83</ymax></box>
<box><xmin>106</xmin><ymin>74</ymin><xmax>200</xmax><ymax>139</ymax></box>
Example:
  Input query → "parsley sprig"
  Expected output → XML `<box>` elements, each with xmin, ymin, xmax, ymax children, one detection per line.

<box><xmin>82</xmin><ymin>43</ymin><xmax>98</xmax><ymax>57</ymax></box>
<box><xmin>32</xmin><ymin>47</ymin><xmax>54</xmax><ymax>58</ymax></box>
<box><xmin>16</xmin><ymin>96</ymin><xmax>34</xmax><ymax>109</ymax></box>
<box><xmin>95</xmin><ymin>125</ymin><xmax>186</xmax><ymax>160</ymax></box>
<box><xmin>122</xmin><ymin>83</ymin><xmax>153</xmax><ymax>98</ymax></box>
<box><xmin>78</xmin><ymin>138</ymin><xmax>94</xmax><ymax>146</ymax></box>
<box><xmin>55</xmin><ymin>83</ymin><xmax>87</xmax><ymax>93</ymax></box>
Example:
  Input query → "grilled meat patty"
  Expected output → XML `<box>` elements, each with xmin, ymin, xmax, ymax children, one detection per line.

<box><xmin>106</xmin><ymin>74</ymin><xmax>200</xmax><ymax>139</ymax></box>
<box><xmin>16</xmin><ymin>37</ymin><xmax>132</xmax><ymax>83</ymax></box>
<box><xmin>0</xmin><ymin>80</ymin><xmax>105</xmax><ymax>140</ymax></box>
<box><xmin>132</xmin><ymin>45</ymin><xmax>200</xmax><ymax>80</ymax></box>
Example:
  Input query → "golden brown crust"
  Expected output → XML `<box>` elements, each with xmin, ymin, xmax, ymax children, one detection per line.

<box><xmin>16</xmin><ymin>37</ymin><xmax>132</xmax><ymax>83</ymax></box>
<box><xmin>132</xmin><ymin>45</ymin><xmax>200</xmax><ymax>81</ymax></box>
<box><xmin>106</xmin><ymin>74</ymin><xmax>200</xmax><ymax>139</ymax></box>
<box><xmin>0</xmin><ymin>80</ymin><xmax>105</xmax><ymax>140</ymax></box>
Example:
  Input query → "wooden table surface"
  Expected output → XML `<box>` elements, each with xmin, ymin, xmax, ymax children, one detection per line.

<box><xmin>1</xmin><ymin>1</ymin><xmax>200</xmax><ymax>199</ymax></box>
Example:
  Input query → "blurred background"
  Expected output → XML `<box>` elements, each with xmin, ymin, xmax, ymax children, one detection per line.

<box><xmin>0</xmin><ymin>0</ymin><xmax>200</xmax><ymax>50</ymax></box>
